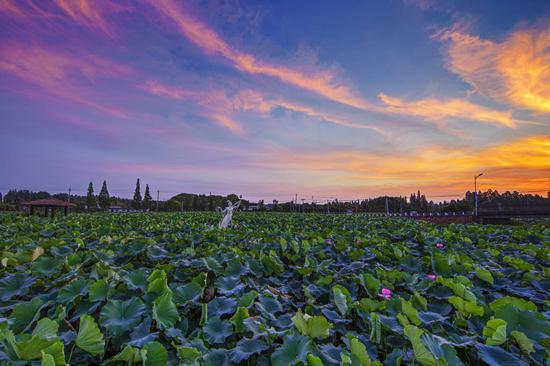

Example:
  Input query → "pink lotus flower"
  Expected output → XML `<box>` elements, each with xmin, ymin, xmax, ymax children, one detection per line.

<box><xmin>436</xmin><ymin>243</ymin><xmax>445</xmax><ymax>249</ymax></box>
<box><xmin>378</xmin><ymin>287</ymin><xmax>392</xmax><ymax>300</ymax></box>
<box><xmin>427</xmin><ymin>274</ymin><xmax>437</xmax><ymax>281</ymax></box>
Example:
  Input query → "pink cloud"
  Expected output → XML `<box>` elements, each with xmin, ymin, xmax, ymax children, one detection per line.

<box><xmin>0</xmin><ymin>41</ymin><xmax>131</xmax><ymax>117</ymax></box>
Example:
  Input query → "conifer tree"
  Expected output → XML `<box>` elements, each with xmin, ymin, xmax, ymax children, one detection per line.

<box><xmin>132</xmin><ymin>178</ymin><xmax>142</xmax><ymax>209</ymax></box>
<box><xmin>86</xmin><ymin>182</ymin><xmax>95</xmax><ymax>210</ymax></box>
<box><xmin>98</xmin><ymin>180</ymin><xmax>110</xmax><ymax>209</ymax></box>
<box><xmin>143</xmin><ymin>184</ymin><xmax>152</xmax><ymax>209</ymax></box>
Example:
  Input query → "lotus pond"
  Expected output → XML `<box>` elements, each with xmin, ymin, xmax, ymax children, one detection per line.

<box><xmin>0</xmin><ymin>212</ymin><xmax>548</xmax><ymax>365</ymax></box>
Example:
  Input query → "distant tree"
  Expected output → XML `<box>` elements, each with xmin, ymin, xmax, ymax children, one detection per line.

<box><xmin>0</xmin><ymin>192</ymin><xmax>2</xmax><ymax>202</ymax></box>
<box><xmin>143</xmin><ymin>184</ymin><xmax>152</xmax><ymax>209</ymax></box>
<box><xmin>86</xmin><ymin>182</ymin><xmax>95</xmax><ymax>210</ymax></box>
<box><xmin>132</xmin><ymin>179</ymin><xmax>142</xmax><ymax>209</ymax></box>
<box><xmin>98</xmin><ymin>180</ymin><xmax>110</xmax><ymax>209</ymax></box>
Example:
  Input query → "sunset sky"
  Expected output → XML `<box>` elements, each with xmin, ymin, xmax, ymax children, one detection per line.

<box><xmin>1</xmin><ymin>0</ymin><xmax>549</xmax><ymax>202</ymax></box>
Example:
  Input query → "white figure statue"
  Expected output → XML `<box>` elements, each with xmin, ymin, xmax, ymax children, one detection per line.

<box><xmin>217</xmin><ymin>200</ymin><xmax>241</xmax><ymax>228</ymax></box>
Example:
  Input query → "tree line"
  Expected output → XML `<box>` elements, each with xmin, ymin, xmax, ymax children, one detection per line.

<box><xmin>1</xmin><ymin>187</ymin><xmax>547</xmax><ymax>213</ymax></box>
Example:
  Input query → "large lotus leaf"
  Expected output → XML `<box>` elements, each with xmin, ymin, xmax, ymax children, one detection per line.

<box><xmin>360</xmin><ymin>273</ymin><xmax>381</xmax><ymax>298</ymax></box>
<box><xmin>57</xmin><ymin>279</ymin><xmax>89</xmax><ymax>304</ymax></box>
<box><xmin>489</xmin><ymin>297</ymin><xmax>537</xmax><ymax>312</ymax></box>
<box><xmin>41</xmin><ymin>352</ymin><xmax>55</xmax><ymax>366</ymax></box>
<box><xmin>11</xmin><ymin>297</ymin><xmax>44</xmax><ymax>333</ymax></box>
<box><xmin>421</xmin><ymin>333</ymin><xmax>463</xmax><ymax>366</ymax></box>
<box><xmin>173</xmin><ymin>283</ymin><xmax>203</xmax><ymax>304</ymax></box>
<box><xmin>103</xmin><ymin>345</ymin><xmax>143</xmax><ymax>364</ymax></box>
<box><xmin>33</xmin><ymin>318</ymin><xmax>59</xmax><ymax>340</ymax></box>
<box><xmin>146</xmin><ymin>269</ymin><xmax>170</xmax><ymax>295</ymax></box>
<box><xmin>128</xmin><ymin>318</ymin><xmax>158</xmax><ymax>347</ymax></box>
<box><xmin>122</xmin><ymin>269</ymin><xmax>149</xmax><ymax>292</ymax></box>
<box><xmin>143</xmin><ymin>341</ymin><xmax>168</xmax><ymax>366</ymax></box>
<box><xmin>0</xmin><ymin>273</ymin><xmax>34</xmax><ymax>301</ymax></box>
<box><xmin>403</xmin><ymin>325</ymin><xmax>437</xmax><ymax>366</ymax></box>
<box><xmin>229</xmin><ymin>337</ymin><xmax>269</xmax><ymax>363</ymax></box>
<box><xmin>203</xmin><ymin>349</ymin><xmax>232</xmax><ymax>366</ymax></box>
<box><xmin>224</xmin><ymin>258</ymin><xmax>247</xmax><ymax>277</ymax></box>
<box><xmin>13</xmin><ymin>335</ymin><xmax>56</xmax><ymax>361</ymax></box>
<box><xmin>291</xmin><ymin>310</ymin><xmax>332</xmax><ymax>338</ymax></box>
<box><xmin>257</xmin><ymin>295</ymin><xmax>283</xmax><ymax>314</ymax></box>
<box><xmin>203</xmin><ymin>317</ymin><xmax>233</xmax><ymax>344</ymax></box>
<box><xmin>482</xmin><ymin>319</ymin><xmax>507</xmax><ymax>346</ymax></box>
<box><xmin>208</xmin><ymin>297</ymin><xmax>237</xmax><ymax>317</ymax></box>
<box><xmin>230</xmin><ymin>306</ymin><xmax>250</xmax><ymax>333</ymax></box>
<box><xmin>99</xmin><ymin>298</ymin><xmax>146</xmax><ymax>336</ymax></box>
<box><xmin>237</xmin><ymin>290</ymin><xmax>259</xmax><ymax>308</ymax></box>
<box><xmin>475</xmin><ymin>344</ymin><xmax>528</xmax><ymax>366</ymax></box>
<box><xmin>31</xmin><ymin>256</ymin><xmax>64</xmax><ymax>277</ymax></box>
<box><xmin>271</xmin><ymin>333</ymin><xmax>310</xmax><ymax>366</ymax></box>
<box><xmin>418</xmin><ymin>311</ymin><xmax>448</xmax><ymax>325</ymax></box>
<box><xmin>41</xmin><ymin>340</ymin><xmax>67</xmax><ymax>366</ymax></box>
<box><xmin>152</xmin><ymin>292</ymin><xmax>180</xmax><ymax>330</ymax></box>
<box><xmin>147</xmin><ymin>245</ymin><xmax>168</xmax><ymax>260</ymax></box>
<box><xmin>216</xmin><ymin>276</ymin><xmax>245</xmax><ymax>296</ymax></box>
<box><xmin>349</xmin><ymin>336</ymin><xmax>375</xmax><ymax>366</ymax></box>
<box><xmin>88</xmin><ymin>280</ymin><xmax>109</xmax><ymax>302</ymax></box>
<box><xmin>332</xmin><ymin>286</ymin><xmax>350</xmax><ymax>316</ymax></box>
<box><xmin>76</xmin><ymin>315</ymin><xmax>104</xmax><ymax>355</ymax></box>
<box><xmin>494</xmin><ymin>305</ymin><xmax>550</xmax><ymax>346</ymax></box>
<box><xmin>177</xmin><ymin>346</ymin><xmax>202</xmax><ymax>364</ymax></box>
<box><xmin>317</xmin><ymin>344</ymin><xmax>343</xmax><ymax>366</ymax></box>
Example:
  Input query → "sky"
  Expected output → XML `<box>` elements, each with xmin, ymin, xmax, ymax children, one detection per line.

<box><xmin>0</xmin><ymin>0</ymin><xmax>549</xmax><ymax>202</ymax></box>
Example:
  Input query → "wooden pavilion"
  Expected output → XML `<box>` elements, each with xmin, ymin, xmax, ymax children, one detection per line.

<box><xmin>22</xmin><ymin>198</ymin><xmax>76</xmax><ymax>217</ymax></box>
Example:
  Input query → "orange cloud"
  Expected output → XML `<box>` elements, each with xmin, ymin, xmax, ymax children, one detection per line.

<box><xmin>377</xmin><ymin>93</ymin><xmax>516</xmax><ymax>127</ymax></box>
<box><xmin>256</xmin><ymin>135</ymin><xmax>550</xmax><ymax>197</ymax></box>
<box><xmin>436</xmin><ymin>23</ymin><xmax>550</xmax><ymax>112</ymax></box>
<box><xmin>146</xmin><ymin>0</ymin><xmax>369</xmax><ymax>110</ymax></box>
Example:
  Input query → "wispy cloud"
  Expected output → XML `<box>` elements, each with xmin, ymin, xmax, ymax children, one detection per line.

<box><xmin>377</xmin><ymin>93</ymin><xmax>516</xmax><ymax>127</ymax></box>
<box><xmin>145</xmin><ymin>0</ymin><xmax>370</xmax><ymax>110</ymax></box>
<box><xmin>0</xmin><ymin>41</ymin><xmax>131</xmax><ymax>117</ymax></box>
<box><xmin>435</xmin><ymin>22</ymin><xmax>550</xmax><ymax>113</ymax></box>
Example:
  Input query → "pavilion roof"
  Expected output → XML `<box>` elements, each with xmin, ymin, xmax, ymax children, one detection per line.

<box><xmin>22</xmin><ymin>198</ymin><xmax>76</xmax><ymax>207</ymax></box>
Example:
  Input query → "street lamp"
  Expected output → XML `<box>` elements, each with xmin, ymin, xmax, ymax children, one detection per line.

<box><xmin>474</xmin><ymin>173</ymin><xmax>483</xmax><ymax>216</ymax></box>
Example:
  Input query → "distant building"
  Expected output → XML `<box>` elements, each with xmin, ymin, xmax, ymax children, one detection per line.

<box><xmin>108</xmin><ymin>206</ymin><xmax>149</xmax><ymax>213</ymax></box>
<box><xmin>245</xmin><ymin>205</ymin><xmax>259</xmax><ymax>211</ymax></box>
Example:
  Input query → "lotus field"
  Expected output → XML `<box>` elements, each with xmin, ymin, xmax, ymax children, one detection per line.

<box><xmin>0</xmin><ymin>212</ymin><xmax>549</xmax><ymax>365</ymax></box>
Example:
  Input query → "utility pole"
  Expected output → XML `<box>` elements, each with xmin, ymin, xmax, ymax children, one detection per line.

<box><xmin>68</xmin><ymin>188</ymin><xmax>72</xmax><ymax>203</ymax></box>
<box><xmin>474</xmin><ymin>173</ymin><xmax>483</xmax><ymax>216</ymax></box>
<box><xmin>156</xmin><ymin>190</ymin><xmax>160</xmax><ymax>211</ymax></box>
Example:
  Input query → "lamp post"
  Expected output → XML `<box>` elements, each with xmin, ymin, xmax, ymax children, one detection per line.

<box><xmin>474</xmin><ymin>173</ymin><xmax>483</xmax><ymax>216</ymax></box>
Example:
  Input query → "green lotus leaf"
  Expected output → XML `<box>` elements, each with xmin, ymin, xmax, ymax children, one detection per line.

<box><xmin>482</xmin><ymin>318</ymin><xmax>507</xmax><ymax>346</ymax></box>
<box><xmin>57</xmin><ymin>279</ymin><xmax>89</xmax><ymax>304</ymax></box>
<box><xmin>173</xmin><ymin>282</ymin><xmax>203</xmax><ymax>304</ymax></box>
<box><xmin>291</xmin><ymin>310</ymin><xmax>332</xmax><ymax>338</ymax></box>
<box><xmin>475</xmin><ymin>344</ymin><xmax>528</xmax><ymax>366</ymax></box>
<box><xmin>76</xmin><ymin>315</ymin><xmax>105</xmax><ymax>356</ymax></box>
<box><xmin>41</xmin><ymin>341</ymin><xmax>67</xmax><ymax>366</ymax></box>
<box><xmin>403</xmin><ymin>325</ymin><xmax>437</xmax><ymax>366</ymax></box>
<box><xmin>203</xmin><ymin>316</ymin><xmax>233</xmax><ymax>344</ymax></box>
<box><xmin>178</xmin><ymin>346</ymin><xmax>202</xmax><ymax>363</ymax></box>
<box><xmin>152</xmin><ymin>292</ymin><xmax>180</xmax><ymax>330</ymax></box>
<box><xmin>41</xmin><ymin>353</ymin><xmax>55</xmax><ymax>366</ymax></box>
<box><xmin>332</xmin><ymin>285</ymin><xmax>350</xmax><ymax>316</ymax></box>
<box><xmin>360</xmin><ymin>273</ymin><xmax>381</xmax><ymax>298</ymax></box>
<box><xmin>32</xmin><ymin>318</ymin><xmax>58</xmax><ymax>340</ymax></box>
<box><xmin>11</xmin><ymin>297</ymin><xmax>44</xmax><ymax>333</ymax></box>
<box><xmin>88</xmin><ymin>279</ymin><xmax>109</xmax><ymax>302</ymax></box>
<box><xmin>271</xmin><ymin>333</ymin><xmax>310</xmax><ymax>366</ymax></box>
<box><xmin>229</xmin><ymin>337</ymin><xmax>269</xmax><ymax>363</ymax></box>
<box><xmin>489</xmin><ymin>296</ymin><xmax>537</xmax><ymax>313</ymax></box>
<box><xmin>494</xmin><ymin>305</ymin><xmax>550</xmax><ymax>346</ymax></box>
<box><xmin>475</xmin><ymin>268</ymin><xmax>494</xmax><ymax>284</ymax></box>
<box><xmin>143</xmin><ymin>341</ymin><xmax>168</xmax><ymax>366</ymax></box>
<box><xmin>100</xmin><ymin>298</ymin><xmax>146</xmax><ymax>336</ymax></box>
<box><xmin>510</xmin><ymin>331</ymin><xmax>535</xmax><ymax>355</ymax></box>
<box><xmin>0</xmin><ymin>273</ymin><xmax>34</xmax><ymax>301</ymax></box>
<box><xmin>230</xmin><ymin>306</ymin><xmax>250</xmax><ymax>333</ymax></box>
